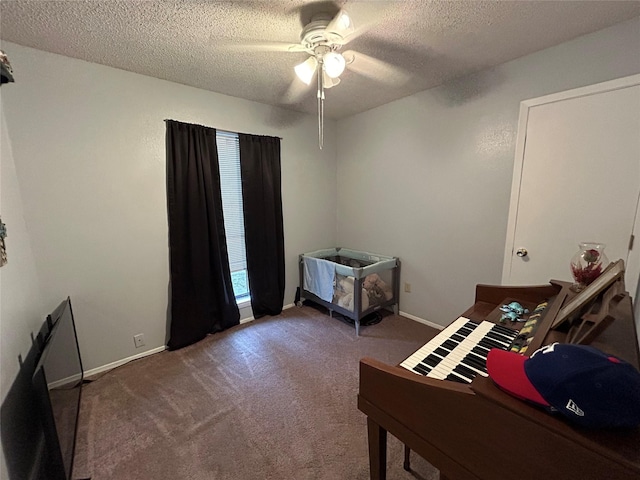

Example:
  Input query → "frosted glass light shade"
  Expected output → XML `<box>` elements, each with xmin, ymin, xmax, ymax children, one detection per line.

<box><xmin>294</xmin><ymin>56</ymin><xmax>317</xmax><ymax>85</ymax></box>
<box><xmin>322</xmin><ymin>71</ymin><xmax>341</xmax><ymax>89</ymax></box>
<box><xmin>323</xmin><ymin>52</ymin><xmax>346</xmax><ymax>78</ymax></box>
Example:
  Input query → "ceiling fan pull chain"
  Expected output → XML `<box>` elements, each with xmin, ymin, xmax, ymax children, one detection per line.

<box><xmin>317</xmin><ymin>59</ymin><xmax>324</xmax><ymax>149</ymax></box>
<box><xmin>320</xmin><ymin>90</ymin><xmax>324</xmax><ymax>149</ymax></box>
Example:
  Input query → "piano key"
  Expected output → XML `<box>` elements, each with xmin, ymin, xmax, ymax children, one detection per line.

<box><xmin>463</xmin><ymin>353</ymin><xmax>486</xmax><ymax>370</ymax></box>
<box><xmin>424</xmin><ymin>321</ymin><xmax>496</xmax><ymax>379</ymax></box>
<box><xmin>422</xmin><ymin>354</ymin><xmax>442</xmax><ymax>367</ymax></box>
<box><xmin>492</xmin><ymin>324</ymin><xmax>518</xmax><ymax>336</ymax></box>
<box><xmin>400</xmin><ymin>317</ymin><xmax>477</xmax><ymax>370</ymax></box>
<box><xmin>459</xmin><ymin>358</ymin><xmax>489</xmax><ymax>376</ymax></box>
<box><xmin>471</xmin><ymin>345</ymin><xmax>490</xmax><ymax>357</ymax></box>
<box><xmin>489</xmin><ymin>332</ymin><xmax>517</xmax><ymax>345</ymax></box>
<box><xmin>478</xmin><ymin>338</ymin><xmax>506</xmax><ymax>350</ymax></box>
<box><xmin>490</xmin><ymin>335</ymin><xmax>511</xmax><ymax>345</ymax></box>
<box><xmin>468</xmin><ymin>350</ymin><xmax>488</xmax><ymax>363</ymax></box>
<box><xmin>433</xmin><ymin>347</ymin><xmax>450</xmax><ymax>357</ymax></box>
<box><xmin>441</xmin><ymin>340</ymin><xmax>458</xmax><ymax>350</ymax></box>
<box><xmin>488</xmin><ymin>327</ymin><xmax>517</xmax><ymax>339</ymax></box>
<box><xmin>401</xmin><ymin>319</ymin><xmax>510</xmax><ymax>382</ymax></box>
<box><xmin>485</xmin><ymin>331</ymin><xmax>512</xmax><ymax>345</ymax></box>
<box><xmin>413</xmin><ymin>363</ymin><xmax>431</xmax><ymax>375</ymax></box>
<box><xmin>450</xmin><ymin>333</ymin><xmax>465</xmax><ymax>343</ymax></box>
<box><xmin>445</xmin><ymin>373</ymin><xmax>471</xmax><ymax>384</ymax></box>
<box><xmin>463</xmin><ymin>359</ymin><xmax>487</xmax><ymax>374</ymax></box>
<box><xmin>454</xmin><ymin>364</ymin><xmax>477</xmax><ymax>379</ymax></box>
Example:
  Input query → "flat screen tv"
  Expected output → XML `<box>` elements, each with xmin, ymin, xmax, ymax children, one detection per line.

<box><xmin>32</xmin><ymin>297</ymin><xmax>83</xmax><ymax>480</ymax></box>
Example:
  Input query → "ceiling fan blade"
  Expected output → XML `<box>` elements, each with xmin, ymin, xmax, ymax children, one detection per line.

<box><xmin>343</xmin><ymin>50</ymin><xmax>412</xmax><ymax>86</ymax></box>
<box><xmin>282</xmin><ymin>75</ymin><xmax>314</xmax><ymax>105</ymax></box>
<box><xmin>213</xmin><ymin>39</ymin><xmax>307</xmax><ymax>53</ymax></box>
<box><xmin>331</xmin><ymin>3</ymin><xmax>401</xmax><ymax>45</ymax></box>
<box><xmin>326</xmin><ymin>9</ymin><xmax>355</xmax><ymax>40</ymax></box>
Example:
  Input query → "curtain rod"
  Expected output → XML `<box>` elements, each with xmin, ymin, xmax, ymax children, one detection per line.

<box><xmin>163</xmin><ymin>119</ymin><xmax>283</xmax><ymax>140</ymax></box>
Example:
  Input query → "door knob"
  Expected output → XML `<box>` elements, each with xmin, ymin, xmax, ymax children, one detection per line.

<box><xmin>516</xmin><ymin>248</ymin><xmax>528</xmax><ymax>258</ymax></box>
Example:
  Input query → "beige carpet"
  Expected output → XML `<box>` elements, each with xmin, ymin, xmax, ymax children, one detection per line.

<box><xmin>73</xmin><ymin>306</ymin><xmax>441</xmax><ymax>480</ymax></box>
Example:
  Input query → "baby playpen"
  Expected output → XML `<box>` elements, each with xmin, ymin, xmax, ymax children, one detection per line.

<box><xmin>298</xmin><ymin>248</ymin><xmax>400</xmax><ymax>335</ymax></box>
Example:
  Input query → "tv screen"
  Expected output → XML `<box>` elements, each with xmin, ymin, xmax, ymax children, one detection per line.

<box><xmin>32</xmin><ymin>297</ymin><xmax>83</xmax><ymax>480</ymax></box>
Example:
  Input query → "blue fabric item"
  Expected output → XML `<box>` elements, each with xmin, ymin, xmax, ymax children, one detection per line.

<box><xmin>303</xmin><ymin>257</ymin><xmax>336</xmax><ymax>302</ymax></box>
<box><xmin>525</xmin><ymin>343</ymin><xmax>640</xmax><ymax>428</ymax></box>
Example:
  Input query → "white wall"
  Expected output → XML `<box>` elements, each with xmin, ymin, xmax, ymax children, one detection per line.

<box><xmin>0</xmin><ymin>42</ymin><xmax>337</xmax><ymax>373</ymax></box>
<box><xmin>0</xmin><ymin>94</ymin><xmax>50</xmax><ymax>478</ymax></box>
<box><xmin>336</xmin><ymin>17</ymin><xmax>640</xmax><ymax>327</ymax></box>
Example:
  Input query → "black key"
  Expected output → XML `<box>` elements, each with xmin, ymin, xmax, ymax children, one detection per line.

<box><xmin>489</xmin><ymin>327</ymin><xmax>515</xmax><ymax>339</ymax></box>
<box><xmin>422</xmin><ymin>354</ymin><xmax>442</xmax><ymax>367</ymax></box>
<box><xmin>463</xmin><ymin>353</ymin><xmax>486</xmax><ymax>371</ymax></box>
<box><xmin>413</xmin><ymin>363</ymin><xmax>431</xmax><ymax>375</ymax></box>
<box><xmin>459</xmin><ymin>362</ymin><xmax>482</xmax><ymax>377</ymax></box>
<box><xmin>441</xmin><ymin>340</ymin><xmax>457</xmax><ymax>350</ymax></box>
<box><xmin>472</xmin><ymin>346</ymin><xmax>490</xmax><ymax>358</ymax></box>
<box><xmin>453</xmin><ymin>365</ymin><xmax>476</xmax><ymax>379</ymax></box>
<box><xmin>467</xmin><ymin>350</ymin><xmax>488</xmax><ymax>365</ymax></box>
<box><xmin>446</xmin><ymin>373</ymin><xmax>471</xmax><ymax>384</ymax></box>
<box><xmin>485</xmin><ymin>331</ymin><xmax>510</xmax><ymax>344</ymax></box>
<box><xmin>490</xmin><ymin>330</ymin><xmax>517</xmax><ymax>343</ymax></box>
<box><xmin>479</xmin><ymin>338</ymin><xmax>506</xmax><ymax>350</ymax></box>
<box><xmin>492</xmin><ymin>324</ymin><xmax>517</xmax><ymax>336</ymax></box>
<box><xmin>478</xmin><ymin>338</ymin><xmax>504</xmax><ymax>350</ymax></box>
<box><xmin>433</xmin><ymin>347</ymin><xmax>449</xmax><ymax>358</ymax></box>
<box><xmin>458</xmin><ymin>326</ymin><xmax>474</xmax><ymax>336</ymax></box>
<box><xmin>461</xmin><ymin>360</ymin><xmax>483</xmax><ymax>374</ymax></box>
<box><xmin>450</xmin><ymin>333</ymin><xmax>465</xmax><ymax>343</ymax></box>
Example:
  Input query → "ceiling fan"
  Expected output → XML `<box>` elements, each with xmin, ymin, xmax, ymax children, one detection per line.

<box><xmin>289</xmin><ymin>9</ymin><xmax>355</xmax><ymax>148</ymax></box>
<box><xmin>215</xmin><ymin>4</ymin><xmax>409</xmax><ymax>149</ymax></box>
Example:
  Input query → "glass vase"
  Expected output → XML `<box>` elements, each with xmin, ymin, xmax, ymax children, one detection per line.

<box><xmin>569</xmin><ymin>242</ymin><xmax>609</xmax><ymax>292</ymax></box>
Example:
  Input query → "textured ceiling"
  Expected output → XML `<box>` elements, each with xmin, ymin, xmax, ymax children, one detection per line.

<box><xmin>1</xmin><ymin>1</ymin><xmax>639</xmax><ymax>119</ymax></box>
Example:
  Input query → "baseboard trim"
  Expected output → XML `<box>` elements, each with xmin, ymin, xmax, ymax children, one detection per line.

<box><xmin>399</xmin><ymin>311</ymin><xmax>444</xmax><ymax>331</ymax></box>
<box><xmin>82</xmin><ymin>306</ymin><xmax>438</xmax><ymax>377</ymax></box>
<box><xmin>84</xmin><ymin>345</ymin><xmax>167</xmax><ymax>378</ymax></box>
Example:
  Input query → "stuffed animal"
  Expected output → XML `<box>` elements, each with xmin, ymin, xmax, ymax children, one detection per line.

<box><xmin>363</xmin><ymin>273</ymin><xmax>380</xmax><ymax>289</ymax></box>
<box><xmin>333</xmin><ymin>275</ymin><xmax>355</xmax><ymax>304</ymax></box>
<box><xmin>364</xmin><ymin>273</ymin><xmax>393</xmax><ymax>303</ymax></box>
<box><xmin>338</xmin><ymin>289</ymin><xmax>370</xmax><ymax>311</ymax></box>
<box><xmin>339</xmin><ymin>276</ymin><xmax>354</xmax><ymax>294</ymax></box>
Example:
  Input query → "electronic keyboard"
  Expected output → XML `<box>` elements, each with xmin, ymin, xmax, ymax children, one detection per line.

<box><xmin>400</xmin><ymin>317</ymin><xmax>518</xmax><ymax>383</ymax></box>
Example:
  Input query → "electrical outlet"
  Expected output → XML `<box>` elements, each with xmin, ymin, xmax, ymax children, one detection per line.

<box><xmin>133</xmin><ymin>333</ymin><xmax>145</xmax><ymax>348</ymax></box>
<box><xmin>404</xmin><ymin>282</ymin><xmax>411</xmax><ymax>293</ymax></box>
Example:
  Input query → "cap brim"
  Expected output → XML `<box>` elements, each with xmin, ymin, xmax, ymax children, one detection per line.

<box><xmin>487</xmin><ymin>349</ymin><xmax>549</xmax><ymax>406</ymax></box>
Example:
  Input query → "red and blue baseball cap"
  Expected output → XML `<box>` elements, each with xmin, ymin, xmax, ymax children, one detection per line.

<box><xmin>487</xmin><ymin>343</ymin><xmax>640</xmax><ymax>428</ymax></box>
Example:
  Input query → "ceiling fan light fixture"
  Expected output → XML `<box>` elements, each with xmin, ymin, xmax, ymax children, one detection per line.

<box><xmin>323</xmin><ymin>51</ymin><xmax>346</xmax><ymax>78</ymax></box>
<box><xmin>294</xmin><ymin>56</ymin><xmax>317</xmax><ymax>85</ymax></box>
<box><xmin>322</xmin><ymin>71</ymin><xmax>341</xmax><ymax>88</ymax></box>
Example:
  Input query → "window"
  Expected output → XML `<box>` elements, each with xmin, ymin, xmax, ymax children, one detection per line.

<box><xmin>217</xmin><ymin>131</ymin><xmax>249</xmax><ymax>302</ymax></box>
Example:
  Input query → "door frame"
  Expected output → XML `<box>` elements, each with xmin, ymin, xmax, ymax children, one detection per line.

<box><xmin>502</xmin><ymin>74</ymin><xmax>640</xmax><ymax>296</ymax></box>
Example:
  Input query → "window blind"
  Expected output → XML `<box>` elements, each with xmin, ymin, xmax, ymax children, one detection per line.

<box><xmin>216</xmin><ymin>130</ymin><xmax>247</xmax><ymax>273</ymax></box>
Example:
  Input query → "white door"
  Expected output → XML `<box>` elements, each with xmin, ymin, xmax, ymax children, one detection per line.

<box><xmin>503</xmin><ymin>75</ymin><xmax>640</xmax><ymax>297</ymax></box>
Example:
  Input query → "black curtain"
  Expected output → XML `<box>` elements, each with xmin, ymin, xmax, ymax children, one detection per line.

<box><xmin>239</xmin><ymin>134</ymin><xmax>285</xmax><ymax>318</ymax></box>
<box><xmin>166</xmin><ymin>120</ymin><xmax>239</xmax><ymax>350</ymax></box>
